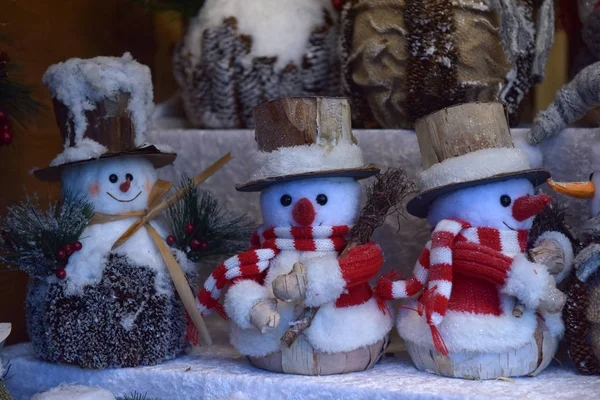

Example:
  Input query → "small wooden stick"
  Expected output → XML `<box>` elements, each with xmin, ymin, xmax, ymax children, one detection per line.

<box><xmin>112</xmin><ymin>153</ymin><xmax>232</xmax><ymax>249</ymax></box>
<box><xmin>146</xmin><ymin>223</ymin><xmax>212</xmax><ymax>346</ymax></box>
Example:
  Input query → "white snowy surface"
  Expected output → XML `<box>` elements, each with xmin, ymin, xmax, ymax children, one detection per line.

<box><xmin>186</xmin><ymin>0</ymin><xmax>334</xmax><ymax>70</ymax></box>
<box><xmin>3</xmin><ymin>316</ymin><xmax>600</xmax><ymax>400</ymax></box>
<box><xmin>43</xmin><ymin>53</ymin><xmax>154</xmax><ymax>165</ymax></box>
<box><xmin>147</xmin><ymin>127</ymin><xmax>599</xmax><ymax>276</ymax></box>
<box><xmin>31</xmin><ymin>385</ymin><xmax>116</xmax><ymax>400</ymax></box>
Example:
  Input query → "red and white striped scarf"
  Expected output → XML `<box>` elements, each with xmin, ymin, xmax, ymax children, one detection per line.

<box><xmin>377</xmin><ymin>219</ymin><xmax>528</xmax><ymax>355</ymax></box>
<box><xmin>196</xmin><ymin>225</ymin><xmax>350</xmax><ymax>319</ymax></box>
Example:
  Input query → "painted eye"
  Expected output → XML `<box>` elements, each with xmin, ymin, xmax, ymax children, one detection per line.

<box><xmin>590</xmin><ymin>172</ymin><xmax>595</xmax><ymax>181</ymax></box>
<box><xmin>316</xmin><ymin>194</ymin><xmax>328</xmax><ymax>205</ymax></box>
<box><xmin>109</xmin><ymin>174</ymin><xmax>118</xmax><ymax>183</ymax></box>
<box><xmin>126</xmin><ymin>173</ymin><xmax>133</xmax><ymax>181</ymax></box>
<box><xmin>280</xmin><ymin>194</ymin><xmax>292</xmax><ymax>207</ymax></box>
<box><xmin>500</xmin><ymin>195</ymin><xmax>511</xmax><ymax>207</ymax></box>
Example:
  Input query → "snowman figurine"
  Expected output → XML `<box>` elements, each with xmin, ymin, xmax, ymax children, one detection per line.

<box><xmin>376</xmin><ymin>103</ymin><xmax>573</xmax><ymax>380</ymax></box>
<box><xmin>29</xmin><ymin>54</ymin><xmax>194</xmax><ymax>368</ymax></box>
<box><xmin>197</xmin><ymin>97</ymin><xmax>393</xmax><ymax>375</ymax></box>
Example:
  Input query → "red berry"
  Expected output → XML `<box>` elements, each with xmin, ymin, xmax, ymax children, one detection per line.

<box><xmin>56</xmin><ymin>250</ymin><xmax>66</xmax><ymax>260</ymax></box>
<box><xmin>198</xmin><ymin>240</ymin><xmax>209</xmax><ymax>250</ymax></box>
<box><xmin>0</xmin><ymin>110</ymin><xmax>6</xmax><ymax>121</ymax></box>
<box><xmin>73</xmin><ymin>241</ymin><xmax>82</xmax><ymax>251</ymax></box>
<box><xmin>0</xmin><ymin>130</ymin><xmax>12</xmax><ymax>146</ymax></box>
<box><xmin>190</xmin><ymin>239</ymin><xmax>201</xmax><ymax>250</ymax></box>
<box><xmin>166</xmin><ymin>235</ymin><xmax>176</xmax><ymax>245</ymax></box>
<box><xmin>55</xmin><ymin>268</ymin><xmax>67</xmax><ymax>280</ymax></box>
<box><xmin>332</xmin><ymin>0</ymin><xmax>344</xmax><ymax>10</ymax></box>
<box><xmin>184</xmin><ymin>223</ymin><xmax>195</xmax><ymax>234</ymax></box>
<box><xmin>64</xmin><ymin>244</ymin><xmax>74</xmax><ymax>255</ymax></box>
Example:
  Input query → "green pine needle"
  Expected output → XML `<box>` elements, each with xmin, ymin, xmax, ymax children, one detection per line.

<box><xmin>0</xmin><ymin>63</ymin><xmax>43</xmax><ymax>130</ymax></box>
<box><xmin>129</xmin><ymin>0</ymin><xmax>206</xmax><ymax>17</ymax></box>
<box><xmin>0</xmin><ymin>191</ymin><xmax>94</xmax><ymax>277</ymax></box>
<box><xmin>166</xmin><ymin>177</ymin><xmax>253</xmax><ymax>263</ymax></box>
<box><xmin>122</xmin><ymin>392</ymin><xmax>159</xmax><ymax>400</ymax></box>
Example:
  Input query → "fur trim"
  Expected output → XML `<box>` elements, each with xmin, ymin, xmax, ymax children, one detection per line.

<box><xmin>535</xmin><ymin>231</ymin><xmax>574</xmax><ymax>283</ymax></box>
<box><xmin>540</xmin><ymin>310</ymin><xmax>565</xmax><ymax>338</ymax></box>
<box><xmin>575</xmin><ymin>243</ymin><xmax>600</xmax><ymax>282</ymax></box>
<box><xmin>304</xmin><ymin>255</ymin><xmax>346</xmax><ymax>307</ymax></box>
<box><xmin>229</xmin><ymin>301</ymin><xmax>296</xmax><ymax>357</ymax></box>
<box><xmin>419</xmin><ymin>148</ymin><xmax>531</xmax><ymax>191</ymax></box>
<box><xmin>397</xmin><ymin>296</ymin><xmax>539</xmax><ymax>353</ymax></box>
<box><xmin>305</xmin><ymin>298</ymin><xmax>393</xmax><ymax>353</ymax></box>
<box><xmin>224</xmin><ymin>280</ymin><xmax>271</xmax><ymax>330</ymax></box>
<box><xmin>249</xmin><ymin>142</ymin><xmax>365</xmax><ymax>181</ymax></box>
<box><xmin>502</xmin><ymin>253</ymin><xmax>550</xmax><ymax>310</ymax></box>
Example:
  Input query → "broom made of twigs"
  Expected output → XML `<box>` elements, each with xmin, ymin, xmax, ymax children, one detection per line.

<box><xmin>279</xmin><ymin>168</ymin><xmax>416</xmax><ymax>347</ymax></box>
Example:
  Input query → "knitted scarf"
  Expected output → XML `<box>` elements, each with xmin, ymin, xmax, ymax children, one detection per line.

<box><xmin>377</xmin><ymin>219</ymin><xmax>528</xmax><ymax>355</ymax></box>
<box><xmin>196</xmin><ymin>225</ymin><xmax>351</xmax><ymax>320</ymax></box>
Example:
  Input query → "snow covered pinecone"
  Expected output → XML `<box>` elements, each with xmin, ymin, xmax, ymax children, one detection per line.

<box><xmin>25</xmin><ymin>254</ymin><xmax>190</xmax><ymax>369</ymax></box>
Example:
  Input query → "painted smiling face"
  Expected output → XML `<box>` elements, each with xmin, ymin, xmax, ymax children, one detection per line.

<box><xmin>260</xmin><ymin>177</ymin><xmax>361</xmax><ymax>228</ymax></box>
<box><xmin>61</xmin><ymin>156</ymin><xmax>157</xmax><ymax>214</ymax></box>
<box><xmin>427</xmin><ymin>178</ymin><xmax>552</xmax><ymax>231</ymax></box>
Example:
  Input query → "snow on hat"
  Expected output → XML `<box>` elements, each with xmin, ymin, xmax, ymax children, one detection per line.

<box><xmin>407</xmin><ymin>102</ymin><xmax>550</xmax><ymax>218</ymax></box>
<box><xmin>34</xmin><ymin>53</ymin><xmax>176</xmax><ymax>181</ymax></box>
<box><xmin>236</xmin><ymin>97</ymin><xmax>379</xmax><ymax>192</ymax></box>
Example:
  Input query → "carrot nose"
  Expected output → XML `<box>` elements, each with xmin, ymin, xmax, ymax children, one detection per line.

<box><xmin>547</xmin><ymin>178</ymin><xmax>596</xmax><ymax>199</ymax></box>
<box><xmin>512</xmin><ymin>194</ymin><xmax>553</xmax><ymax>221</ymax></box>
<box><xmin>292</xmin><ymin>198</ymin><xmax>316</xmax><ymax>226</ymax></box>
<box><xmin>119</xmin><ymin>179</ymin><xmax>131</xmax><ymax>193</ymax></box>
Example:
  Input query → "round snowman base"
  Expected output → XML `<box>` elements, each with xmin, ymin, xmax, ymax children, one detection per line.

<box><xmin>404</xmin><ymin>321</ymin><xmax>558</xmax><ymax>380</ymax></box>
<box><xmin>248</xmin><ymin>335</ymin><xmax>389</xmax><ymax>375</ymax></box>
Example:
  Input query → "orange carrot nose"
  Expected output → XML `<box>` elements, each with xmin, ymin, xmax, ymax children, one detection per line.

<box><xmin>119</xmin><ymin>179</ymin><xmax>131</xmax><ymax>193</ymax></box>
<box><xmin>512</xmin><ymin>194</ymin><xmax>553</xmax><ymax>221</ymax></box>
<box><xmin>547</xmin><ymin>178</ymin><xmax>596</xmax><ymax>199</ymax></box>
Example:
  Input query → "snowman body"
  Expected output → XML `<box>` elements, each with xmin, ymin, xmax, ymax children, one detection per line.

<box><xmin>390</xmin><ymin>179</ymin><xmax>570</xmax><ymax>379</ymax></box>
<box><xmin>221</xmin><ymin>178</ymin><xmax>393</xmax><ymax>374</ymax></box>
<box><xmin>173</xmin><ymin>0</ymin><xmax>340</xmax><ymax>128</ymax></box>
<box><xmin>26</xmin><ymin>156</ymin><xmax>194</xmax><ymax>368</ymax></box>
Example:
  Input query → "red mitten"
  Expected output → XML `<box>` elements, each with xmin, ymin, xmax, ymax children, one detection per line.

<box><xmin>452</xmin><ymin>241</ymin><xmax>512</xmax><ymax>285</ymax></box>
<box><xmin>339</xmin><ymin>242</ymin><xmax>384</xmax><ymax>287</ymax></box>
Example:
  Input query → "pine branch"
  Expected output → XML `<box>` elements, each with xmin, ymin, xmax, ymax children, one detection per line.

<box><xmin>129</xmin><ymin>0</ymin><xmax>205</xmax><ymax>17</ymax></box>
<box><xmin>0</xmin><ymin>63</ymin><xmax>43</xmax><ymax>129</ymax></box>
<box><xmin>0</xmin><ymin>192</ymin><xmax>94</xmax><ymax>277</ymax></box>
<box><xmin>165</xmin><ymin>177</ymin><xmax>253</xmax><ymax>262</ymax></box>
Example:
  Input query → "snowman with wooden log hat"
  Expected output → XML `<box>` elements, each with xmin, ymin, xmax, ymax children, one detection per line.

<box><xmin>376</xmin><ymin>102</ymin><xmax>573</xmax><ymax>380</ymax></box>
<box><xmin>196</xmin><ymin>97</ymin><xmax>395</xmax><ymax>375</ymax></box>
<box><xmin>27</xmin><ymin>53</ymin><xmax>212</xmax><ymax>368</ymax></box>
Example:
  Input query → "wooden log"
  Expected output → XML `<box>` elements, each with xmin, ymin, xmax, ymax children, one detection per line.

<box><xmin>414</xmin><ymin>102</ymin><xmax>512</xmax><ymax>170</ymax></box>
<box><xmin>248</xmin><ymin>335</ymin><xmax>389</xmax><ymax>376</ymax></box>
<box><xmin>404</xmin><ymin>318</ymin><xmax>558</xmax><ymax>380</ymax></box>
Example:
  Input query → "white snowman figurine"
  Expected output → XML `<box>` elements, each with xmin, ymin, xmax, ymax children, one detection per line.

<box><xmin>29</xmin><ymin>54</ymin><xmax>194</xmax><ymax>368</ymax></box>
<box><xmin>197</xmin><ymin>97</ymin><xmax>393</xmax><ymax>375</ymax></box>
<box><xmin>376</xmin><ymin>103</ymin><xmax>573</xmax><ymax>380</ymax></box>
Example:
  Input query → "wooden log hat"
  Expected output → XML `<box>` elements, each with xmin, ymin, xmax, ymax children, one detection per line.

<box><xmin>236</xmin><ymin>97</ymin><xmax>379</xmax><ymax>192</ymax></box>
<box><xmin>34</xmin><ymin>54</ymin><xmax>176</xmax><ymax>181</ymax></box>
<box><xmin>407</xmin><ymin>102</ymin><xmax>550</xmax><ymax>218</ymax></box>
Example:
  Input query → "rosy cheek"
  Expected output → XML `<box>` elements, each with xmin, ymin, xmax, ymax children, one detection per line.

<box><xmin>145</xmin><ymin>180</ymin><xmax>152</xmax><ymax>193</ymax></box>
<box><xmin>88</xmin><ymin>182</ymin><xmax>100</xmax><ymax>196</ymax></box>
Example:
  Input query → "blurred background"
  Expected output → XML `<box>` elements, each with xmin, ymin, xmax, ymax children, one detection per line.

<box><xmin>0</xmin><ymin>0</ymin><xmax>585</xmax><ymax>344</ymax></box>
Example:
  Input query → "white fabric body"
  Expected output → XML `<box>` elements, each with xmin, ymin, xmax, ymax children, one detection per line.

<box><xmin>225</xmin><ymin>249</ymin><xmax>393</xmax><ymax>357</ymax></box>
<box><xmin>419</xmin><ymin>147</ymin><xmax>532</xmax><ymax>192</ymax></box>
<box><xmin>250</xmin><ymin>142</ymin><xmax>366</xmax><ymax>183</ymax></box>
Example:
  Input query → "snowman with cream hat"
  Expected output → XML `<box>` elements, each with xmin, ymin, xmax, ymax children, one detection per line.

<box><xmin>376</xmin><ymin>102</ymin><xmax>573</xmax><ymax>379</ymax></box>
<box><xmin>197</xmin><ymin>96</ymin><xmax>394</xmax><ymax>375</ymax></box>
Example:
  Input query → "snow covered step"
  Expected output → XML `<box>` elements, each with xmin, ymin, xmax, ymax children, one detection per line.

<box><xmin>149</xmin><ymin>127</ymin><xmax>598</xmax><ymax>276</ymax></box>
<box><xmin>3</xmin><ymin>340</ymin><xmax>600</xmax><ymax>400</ymax></box>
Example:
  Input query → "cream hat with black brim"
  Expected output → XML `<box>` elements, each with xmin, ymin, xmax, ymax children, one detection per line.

<box><xmin>236</xmin><ymin>97</ymin><xmax>379</xmax><ymax>192</ymax></box>
<box><xmin>407</xmin><ymin>102</ymin><xmax>550</xmax><ymax>218</ymax></box>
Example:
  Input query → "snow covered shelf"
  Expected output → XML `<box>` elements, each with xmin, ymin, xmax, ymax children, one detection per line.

<box><xmin>3</xmin><ymin>329</ymin><xmax>600</xmax><ymax>400</ymax></box>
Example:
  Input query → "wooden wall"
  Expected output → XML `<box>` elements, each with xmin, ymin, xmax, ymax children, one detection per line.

<box><xmin>0</xmin><ymin>1</ymin><xmax>571</xmax><ymax>344</ymax></box>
